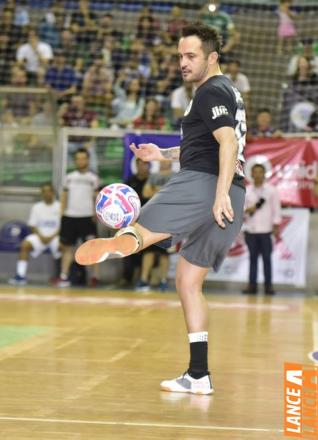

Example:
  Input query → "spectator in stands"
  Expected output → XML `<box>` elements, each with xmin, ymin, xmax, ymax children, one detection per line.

<box><xmin>16</xmin><ymin>28</ymin><xmax>53</xmax><ymax>85</ymax></box>
<box><xmin>199</xmin><ymin>1</ymin><xmax>239</xmax><ymax>59</ymax></box>
<box><xmin>10</xmin><ymin>64</ymin><xmax>27</xmax><ymax>86</ymax></box>
<box><xmin>115</xmin><ymin>51</ymin><xmax>142</xmax><ymax>89</ymax></box>
<box><xmin>137</xmin><ymin>6</ymin><xmax>161</xmax><ymax>34</ymax></box>
<box><xmin>96</xmin><ymin>81</ymin><xmax>116</xmax><ymax>127</ymax></box>
<box><xmin>166</xmin><ymin>6</ymin><xmax>188</xmax><ymax>42</ymax></box>
<box><xmin>287</xmin><ymin>39</ymin><xmax>318</xmax><ymax>77</ymax></box>
<box><xmin>225</xmin><ymin>60</ymin><xmax>251</xmax><ymax>117</ymax></box>
<box><xmin>12</xmin><ymin>0</ymin><xmax>29</xmax><ymax>28</ymax></box>
<box><xmin>292</xmin><ymin>56</ymin><xmax>317</xmax><ymax>86</ymax></box>
<box><xmin>0</xmin><ymin>6</ymin><xmax>23</xmax><ymax>49</ymax></box>
<box><xmin>130</xmin><ymin>39</ymin><xmax>152</xmax><ymax>80</ymax></box>
<box><xmin>136</xmin><ymin>14</ymin><xmax>160</xmax><ymax>48</ymax></box>
<box><xmin>38</xmin><ymin>1</ymin><xmax>66</xmax><ymax>49</ymax></box>
<box><xmin>45</xmin><ymin>50</ymin><xmax>77</xmax><ymax>104</ymax></box>
<box><xmin>4</xmin><ymin>66</ymin><xmax>33</xmax><ymax>120</ymax></box>
<box><xmin>8</xmin><ymin>183</ymin><xmax>61</xmax><ymax>286</ymax></box>
<box><xmin>111</xmin><ymin>78</ymin><xmax>145</xmax><ymax>128</ymax></box>
<box><xmin>3</xmin><ymin>0</ymin><xmax>29</xmax><ymax>44</ymax></box>
<box><xmin>148</xmin><ymin>54</ymin><xmax>182</xmax><ymax>110</ymax></box>
<box><xmin>82</xmin><ymin>57</ymin><xmax>113</xmax><ymax>108</ymax></box>
<box><xmin>252</xmin><ymin>108</ymin><xmax>282</xmax><ymax>137</ymax></box>
<box><xmin>60</xmin><ymin>95</ymin><xmax>99</xmax><ymax>172</ymax></box>
<box><xmin>58</xmin><ymin>30</ymin><xmax>79</xmax><ymax>68</ymax></box>
<box><xmin>282</xmin><ymin>57</ymin><xmax>318</xmax><ymax>132</ymax></box>
<box><xmin>170</xmin><ymin>82</ymin><xmax>193</xmax><ymax>129</ymax></box>
<box><xmin>242</xmin><ymin>164</ymin><xmax>281</xmax><ymax>295</ymax></box>
<box><xmin>57</xmin><ymin>148</ymin><xmax>99</xmax><ymax>288</ymax></box>
<box><xmin>121</xmin><ymin>158</ymin><xmax>150</xmax><ymax>287</ymax></box>
<box><xmin>307</xmin><ymin>109</ymin><xmax>318</xmax><ymax>132</ymax></box>
<box><xmin>133</xmin><ymin>98</ymin><xmax>167</xmax><ymax>130</ymax></box>
<box><xmin>152</xmin><ymin>30</ymin><xmax>175</xmax><ymax>60</ymax></box>
<box><xmin>277</xmin><ymin>0</ymin><xmax>297</xmax><ymax>55</ymax></box>
<box><xmin>70</xmin><ymin>0</ymin><xmax>97</xmax><ymax>49</ymax></box>
<box><xmin>100</xmin><ymin>35</ymin><xmax>114</xmax><ymax>72</ymax></box>
<box><xmin>0</xmin><ymin>33</ymin><xmax>15</xmax><ymax>85</ymax></box>
<box><xmin>96</xmin><ymin>13</ymin><xmax>123</xmax><ymax>45</ymax></box>
<box><xmin>136</xmin><ymin>161</ymin><xmax>174</xmax><ymax>292</ymax></box>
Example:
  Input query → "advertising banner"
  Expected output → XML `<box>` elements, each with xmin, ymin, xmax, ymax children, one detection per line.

<box><xmin>124</xmin><ymin>134</ymin><xmax>318</xmax><ymax>207</ymax></box>
<box><xmin>169</xmin><ymin>208</ymin><xmax>310</xmax><ymax>287</ymax></box>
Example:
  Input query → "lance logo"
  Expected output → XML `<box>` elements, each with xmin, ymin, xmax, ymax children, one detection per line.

<box><xmin>284</xmin><ymin>362</ymin><xmax>318</xmax><ymax>438</ymax></box>
<box><xmin>211</xmin><ymin>105</ymin><xmax>228</xmax><ymax>119</ymax></box>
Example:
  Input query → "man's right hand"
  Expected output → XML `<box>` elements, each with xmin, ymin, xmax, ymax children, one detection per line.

<box><xmin>129</xmin><ymin>143</ymin><xmax>164</xmax><ymax>162</ymax></box>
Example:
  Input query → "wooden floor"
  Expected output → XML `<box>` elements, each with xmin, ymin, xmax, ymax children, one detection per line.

<box><xmin>0</xmin><ymin>284</ymin><xmax>317</xmax><ymax>440</ymax></box>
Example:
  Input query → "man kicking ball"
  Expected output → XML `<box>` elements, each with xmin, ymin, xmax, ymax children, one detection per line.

<box><xmin>75</xmin><ymin>22</ymin><xmax>246</xmax><ymax>395</ymax></box>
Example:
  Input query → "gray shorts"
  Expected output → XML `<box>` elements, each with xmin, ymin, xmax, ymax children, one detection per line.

<box><xmin>138</xmin><ymin>169</ymin><xmax>245</xmax><ymax>271</ymax></box>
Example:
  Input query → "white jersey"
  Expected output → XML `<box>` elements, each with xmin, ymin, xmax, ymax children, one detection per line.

<box><xmin>28</xmin><ymin>200</ymin><xmax>60</xmax><ymax>237</ymax></box>
<box><xmin>64</xmin><ymin>170</ymin><xmax>99</xmax><ymax>218</ymax></box>
<box><xmin>225</xmin><ymin>72</ymin><xmax>251</xmax><ymax>94</ymax></box>
<box><xmin>16</xmin><ymin>42</ymin><xmax>53</xmax><ymax>73</ymax></box>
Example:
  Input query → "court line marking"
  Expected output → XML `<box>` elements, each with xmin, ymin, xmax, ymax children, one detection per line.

<box><xmin>0</xmin><ymin>416</ymin><xmax>283</xmax><ymax>433</ymax></box>
<box><xmin>0</xmin><ymin>292</ymin><xmax>294</xmax><ymax>311</ymax></box>
<box><xmin>64</xmin><ymin>374</ymin><xmax>109</xmax><ymax>401</ymax></box>
<box><xmin>107</xmin><ymin>338</ymin><xmax>143</xmax><ymax>363</ymax></box>
<box><xmin>0</xmin><ymin>332</ymin><xmax>57</xmax><ymax>362</ymax></box>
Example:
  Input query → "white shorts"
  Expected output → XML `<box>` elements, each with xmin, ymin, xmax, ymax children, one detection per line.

<box><xmin>25</xmin><ymin>234</ymin><xmax>61</xmax><ymax>259</ymax></box>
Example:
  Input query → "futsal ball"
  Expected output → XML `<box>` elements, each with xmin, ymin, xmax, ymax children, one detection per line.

<box><xmin>95</xmin><ymin>183</ymin><xmax>141</xmax><ymax>229</ymax></box>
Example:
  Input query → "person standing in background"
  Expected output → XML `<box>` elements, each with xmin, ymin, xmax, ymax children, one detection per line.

<box><xmin>120</xmin><ymin>158</ymin><xmax>150</xmax><ymax>287</ymax></box>
<box><xmin>57</xmin><ymin>148</ymin><xmax>99</xmax><ymax>287</ymax></box>
<box><xmin>242</xmin><ymin>164</ymin><xmax>281</xmax><ymax>295</ymax></box>
<box><xmin>135</xmin><ymin>161</ymin><xmax>174</xmax><ymax>292</ymax></box>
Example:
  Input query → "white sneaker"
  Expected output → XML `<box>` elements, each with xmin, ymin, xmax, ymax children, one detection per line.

<box><xmin>55</xmin><ymin>277</ymin><xmax>71</xmax><ymax>288</ymax></box>
<box><xmin>160</xmin><ymin>372</ymin><xmax>213</xmax><ymax>395</ymax></box>
<box><xmin>8</xmin><ymin>275</ymin><xmax>27</xmax><ymax>286</ymax></box>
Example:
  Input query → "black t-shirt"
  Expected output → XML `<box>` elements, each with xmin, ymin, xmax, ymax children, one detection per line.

<box><xmin>126</xmin><ymin>175</ymin><xmax>149</xmax><ymax>206</ymax></box>
<box><xmin>180</xmin><ymin>75</ymin><xmax>246</xmax><ymax>188</ymax></box>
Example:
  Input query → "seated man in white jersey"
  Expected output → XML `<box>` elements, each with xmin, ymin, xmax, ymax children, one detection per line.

<box><xmin>9</xmin><ymin>183</ymin><xmax>61</xmax><ymax>285</ymax></box>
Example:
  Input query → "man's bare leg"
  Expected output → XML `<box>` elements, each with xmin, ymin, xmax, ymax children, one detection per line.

<box><xmin>75</xmin><ymin>223</ymin><xmax>170</xmax><ymax>266</ymax></box>
<box><xmin>175</xmin><ymin>255</ymin><xmax>209</xmax><ymax>333</ymax></box>
<box><xmin>160</xmin><ymin>256</ymin><xmax>213</xmax><ymax>394</ymax></box>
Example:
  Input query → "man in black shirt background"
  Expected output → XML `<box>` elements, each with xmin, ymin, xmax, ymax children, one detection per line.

<box><xmin>120</xmin><ymin>158</ymin><xmax>150</xmax><ymax>287</ymax></box>
<box><xmin>76</xmin><ymin>22</ymin><xmax>246</xmax><ymax>395</ymax></box>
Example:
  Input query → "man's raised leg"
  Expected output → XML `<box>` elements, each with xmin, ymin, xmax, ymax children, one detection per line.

<box><xmin>75</xmin><ymin>224</ymin><xmax>170</xmax><ymax>265</ymax></box>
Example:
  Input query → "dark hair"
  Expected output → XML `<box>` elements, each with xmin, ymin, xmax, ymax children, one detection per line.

<box><xmin>75</xmin><ymin>148</ymin><xmax>90</xmax><ymax>158</ymax></box>
<box><xmin>257</xmin><ymin>108</ymin><xmax>271</xmax><ymax>115</ymax></box>
<box><xmin>181</xmin><ymin>22</ymin><xmax>222</xmax><ymax>57</ymax></box>
<box><xmin>228</xmin><ymin>59</ymin><xmax>241</xmax><ymax>67</ymax></box>
<box><xmin>252</xmin><ymin>163</ymin><xmax>266</xmax><ymax>173</ymax></box>
<box><xmin>41</xmin><ymin>182</ymin><xmax>54</xmax><ymax>190</ymax></box>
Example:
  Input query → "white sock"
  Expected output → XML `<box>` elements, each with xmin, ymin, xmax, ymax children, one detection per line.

<box><xmin>17</xmin><ymin>260</ymin><xmax>28</xmax><ymax>278</ymax></box>
<box><xmin>188</xmin><ymin>331</ymin><xmax>208</xmax><ymax>343</ymax></box>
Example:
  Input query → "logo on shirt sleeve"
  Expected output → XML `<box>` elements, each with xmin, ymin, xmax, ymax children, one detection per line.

<box><xmin>211</xmin><ymin>105</ymin><xmax>229</xmax><ymax>119</ymax></box>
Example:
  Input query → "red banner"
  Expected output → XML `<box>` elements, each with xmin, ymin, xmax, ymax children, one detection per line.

<box><xmin>245</xmin><ymin>138</ymin><xmax>318</xmax><ymax>207</ymax></box>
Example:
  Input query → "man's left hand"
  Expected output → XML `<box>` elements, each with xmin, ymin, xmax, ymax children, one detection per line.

<box><xmin>213</xmin><ymin>194</ymin><xmax>234</xmax><ymax>228</ymax></box>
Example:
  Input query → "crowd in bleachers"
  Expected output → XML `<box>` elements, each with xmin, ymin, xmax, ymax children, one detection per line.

<box><xmin>1</xmin><ymin>0</ymin><xmax>318</xmax><ymax>134</ymax></box>
<box><xmin>0</xmin><ymin>0</ymin><xmax>295</xmax><ymax>133</ymax></box>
